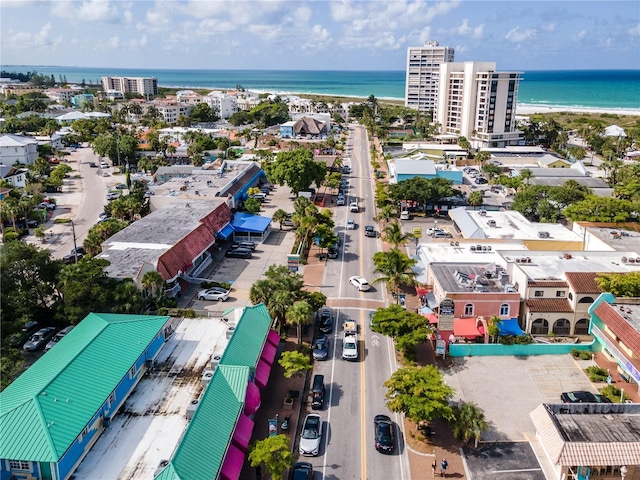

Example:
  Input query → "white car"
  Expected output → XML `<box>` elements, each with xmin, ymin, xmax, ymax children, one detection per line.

<box><xmin>299</xmin><ymin>414</ymin><xmax>322</xmax><ymax>456</ymax></box>
<box><xmin>427</xmin><ymin>227</ymin><xmax>444</xmax><ymax>235</ymax></box>
<box><xmin>197</xmin><ymin>287</ymin><xmax>230</xmax><ymax>302</ymax></box>
<box><xmin>400</xmin><ymin>211</ymin><xmax>410</xmax><ymax>220</ymax></box>
<box><xmin>336</xmin><ymin>195</ymin><xmax>346</xmax><ymax>206</ymax></box>
<box><xmin>349</xmin><ymin>276</ymin><xmax>370</xmax><ymax>291</ymax></box>
<box><xmin>349</xmin><ymin>202</ymin><xmax>359</xmax><ymax>213</ymax></box>
<box><xmin>106</xmin><ymin>192</ymin><xmax>120</xmax><ymax>201</ymax></box>
<box><xmin>346</xmin><ymin>220</ymin><xmax>356</xmax><ymax>230</ymax></box>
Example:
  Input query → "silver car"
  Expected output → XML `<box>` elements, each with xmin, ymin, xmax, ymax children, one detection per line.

<box><xmin>197</xmin><ymin>287</ymin><xmax>230</xmax><ymax>302</ymax></box>
<box><xmin>45</xmin><ymin>325</ymin><xmax>74</xmax><ymax>351</ymax></box>
<box><xmin>299</xmin><ymin>414</ymin><xmax>322</xmax><ymax>456</ymax></box>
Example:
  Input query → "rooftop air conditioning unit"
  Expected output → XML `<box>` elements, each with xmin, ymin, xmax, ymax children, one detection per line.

<box><xmin>479</xmin><ymin>210</ymin><xmax>487</xmax><ymax>216</ymax></box>
<box><xmin>538</xmin><ymin>231</ymin><xmax>550</xmax><ymax>238</ymax></box>
<box><xmin>186</xmin><ymin>398</ymin><xmax>200</xmax><ymax>420</ymax></box>
<box><xmin>154</xmin><ymin>460</ymin><xmax>170</xmax><ymax>477</ymax></box>
<box><xmin>505</xmin><ymin>284</ymin><xmax>516</xmax><ymax>293</ymax></box>
<box><xmin>226</xmin><ymin>325</ymin><xmax>236</xmax><ymax>339</ymax></box>
<box><xmin>210</xmin><ymin>355</ymin><xmax>222</xmax><ymax>371</ymax></box>
<box><xmin>201</xmin><ymin>369</ymin><xmax>214</xmax><ymax>389</ymax></box>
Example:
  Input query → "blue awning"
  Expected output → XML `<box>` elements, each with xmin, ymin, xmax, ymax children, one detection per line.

<box><xmin>232</xmin><ymin>212</ymin><xmax>272</xmax><ymax>234</ymax></box>
<box><xmin>217</xmin><ymin>223</ymin><xmax>235</xmax><ymax>240</ymax></box>
<box><xmin>498</xmin><ymin>318</ymin><xmax>525</xmax><ymax>336</ymax></box>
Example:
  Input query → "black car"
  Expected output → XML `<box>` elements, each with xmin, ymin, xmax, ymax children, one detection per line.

<box><xmin>71</xmin><ymin>246</ymin><xmax>86</xmax><ymax>256</ymax></box>
<box><xmin>89</xmin><ymin>162</ymin><xmax>98</xmax><ymax>168</ymax></box>
<box><xmin>364</xmin><ymin>225</ymin><xmax>376</xmax><ymax>237</ymax></box>
<box><xmin>231</xmin><ymin>241</ymin><xmax>257</xmax><ymax>251</ymax></box>
<box><xmin>474</xmin><ymin>177</ymin><xmax>489</xmax><ymax>185</ymax></box>
<box><xmin>318</xmin><ymin>309</ymin><xmax>333</xmax><ymax>333</ymax></box>
<box><xmin>374</xmin><ymin>415</ymin><xmax>395</xmax><ymax>453</ymax></box>
<box><xmin>560</xmin><ymin>391</ymin><xmax>612</xmax><ymax>404</ymax></box>
<box><xmin>290</xmin><ymin>462</ymin><xmax>313</xmax><ymax>480</ymax></box>
<box><xmin>225</xmin><ymin>248</ymin><xmax>252</xmax><ymax>259</ymax></box>
<box><xmin>327</xmin><ymin>245</ymin><xmax>339</xmax><ymax>259</ymax></box>
<box><xmin>8</xmin><ymin>320</ymin><xmax>41</xmax><ymax>348</ymax></box>
<box><xmin>24</xmin><ymin>327</ymin><xmax>57</xmax><ymax>352</ymax></box>
<box><xmin>62</xmin><ymin>253</ymin><xmax>84</xmax><ymax>264</ymax></box>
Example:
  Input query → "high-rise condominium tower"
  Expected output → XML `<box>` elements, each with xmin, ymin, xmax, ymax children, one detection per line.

<box><xmin>405</xmin><ymin>41</ymin><xmax>455</xmax><ymax>114</ymax></box>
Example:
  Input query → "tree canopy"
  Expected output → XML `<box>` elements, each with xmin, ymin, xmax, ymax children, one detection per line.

<box><xmin>388</xmin><ymin>177</ymin><xmax>461</xmax><ymax>209</ymax></box>
<box><xmin>595</xmin><ymin>272</ymin><xmax>640</xmax><ymax>297</ymax></box>
<box><xmin>265</xmin><ymin>149</ymin><xmax>326</xmax><ymax>196</ymax></box>
<box><xmin>248</xmin><ymin>435</ymin><xmax>293</xmax><ymax>480</ymax></box>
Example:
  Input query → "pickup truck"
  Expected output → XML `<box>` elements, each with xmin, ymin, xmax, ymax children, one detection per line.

<box><xmin>342</xmin><ymin>321</ymin><xmax>358</xmax><ymax>361</ymax></box>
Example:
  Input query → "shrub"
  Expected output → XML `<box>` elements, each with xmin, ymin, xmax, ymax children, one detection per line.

<box><xmin>600</xmin><ymin>385</ymin><xmax>630</xmax><ymax>403</ymax></box>
<box><xmin>570</xmin><ymin>349</ymin><xmax>593</xmax><ymax>360</ymax></box>
<box><xmin>157</xmin><ymin>307</ymin><xmax>168</xmax><ymax>316</ymax></box>
<box><xmin>184</xmin><ymin>309</ymin><xmax>196</xmax><ymax>318</ymax></box>
<box><xmin>585</xmin><ymin>366</ymin><xmax>608</xmax><ymax>382</ymax></box>
<box><xmin>498</xmin><ymin>334</ymin><xmax>533</xmax><ymax>345</ymax></box>
<box><xmin>200</xmin><ymin>280</ymin><xmax>232</xmax><ymax>290</ymax></box>
<box><xmin>54</xmin><ymin>218</ymin><xmax>71</xmax><ymax>224</ymax></box>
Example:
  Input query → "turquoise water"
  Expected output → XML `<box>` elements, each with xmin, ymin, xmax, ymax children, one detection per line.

<box><xmin>3</xmin><ymin>66</ymin><xmax>639</xmax><ymax>110</ymax></box>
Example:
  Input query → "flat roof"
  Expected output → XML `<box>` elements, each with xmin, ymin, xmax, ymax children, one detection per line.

<box><xmin>73</xmin><ymin>316</ymin><xmax>231</xmax><ymax>479</ymax></box>
<box><xmin>587</xmin><ymin>227</ymin><xmax>640</xmax><ymax>252</ymax></box>
<box><xmin>418</xmin><ymin>241</ymin><xmax>528</xmax><ymax>264</ymax></box>
<box><xmin>499</xmin><ymin>250</ymin><xmax>640</xmax><ymax>280</ymax></box>
<box><xmin>430</xmin><ymin>262</ymin><xmax>516</xmax><ymax>293</ymax></box>
<box><xmin>552</xmin><ymin>405</ymin><xmax>640</xmax><ymax>443</ymax></box>
<box><xmin>395</xmin><ymin>158</ymin><xmax>436</xmax><ymax>175</ymax></box>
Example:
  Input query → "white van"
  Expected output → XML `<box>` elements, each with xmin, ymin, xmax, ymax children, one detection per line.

<box><xmin>100</xmin><ymin>161</ymin><xmax>108</xmax><ymax>169</ymax></box>
<box><xmin>400</xmin><ymin>211</ymin><xmax>410</xmax><ymax>220</ymax></box>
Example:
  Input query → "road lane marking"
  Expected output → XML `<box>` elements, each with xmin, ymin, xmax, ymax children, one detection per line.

<box><xmin>360</xmin><ymin>307</ymin><xmax>367</xmax><ymax>480</ymax></box>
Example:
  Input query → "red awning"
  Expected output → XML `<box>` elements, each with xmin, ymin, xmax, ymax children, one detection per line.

<box><xmin>244</xmin><ymin>381</ymin><xmax>261</xmax><ymax>416</ymax></box>
<box><xmin>254</xmin><ymin>359</ymin><xmax>272</xmax><ymax>389</ymax></box>
<box><xmin>232</xmin><ymin>414</ymin><xmax>255</xmax><ymax>452</ymax></box>
<box><xmin>422</xmin><ymin>313</ymin><xmax>439</xmax><ymax>324</ymax></box>
<box><xmin>220</xmin><ymin>443</ymin><xmax>245</xmax><ymax>480</ymax></box>
<box><xmin>267</xmin><ymin>329</ymin><xmax>280</xmax><ymax>347</ymax></box>
<box><xmin>453</xmin><ymin>318</ymin><xmax>482</xmax><ymax>338</ymax></box>
<box><xmin>416</xmin><ymin>286</ymin><xmax>430</xmax><ymax>296</ymax></box>
<box><xmin>260</xmin><ymin>341</ymin><xmax>277</xmax><ymax>366</ymax></box>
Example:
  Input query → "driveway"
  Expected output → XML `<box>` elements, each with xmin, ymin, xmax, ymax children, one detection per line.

<box><xmin>443</xmin><ymin>354</ymin><xmax>594</xmax><ymax>442</ymax></box>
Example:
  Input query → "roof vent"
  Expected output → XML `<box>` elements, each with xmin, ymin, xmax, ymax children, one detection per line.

<box><xmin>211</xmin><ymin>355</ymin><xmax>222</xmax><ymax>370</ymax></box>
<box><xmin>226</xmin><ymin>326</ymin><xmax>236</xmax><ymax>339</ymax></box>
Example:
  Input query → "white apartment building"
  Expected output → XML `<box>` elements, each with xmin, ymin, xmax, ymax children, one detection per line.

<box><xmin>44</xmin><ymin>88</ymin><xmax>77</xmax><ymax>103</ymax></box>
<box><xmin>102</xmin><ymin>77</ymin><xmax>158</xmax><ymax>97</ymax></box>
<box><xmin>0</xmin><ymin>134</ymin><xmax>39</xmax><ymax>165</ymax></box>
<box><xmin>152</xmin><ymin>102</ymin><xmax>193</xmax><ymax>125</ymax></box>
<box><xmin>203</xmin><ymin>92</ymin><xmax>238</xmax><ymax>119</ymax></box>
<box><xmin>405</xmin><ymin>41</ymin><xmax>455</xmax><ymax>114</ymax></box>
<box><xmin>176</xmin><ymin>90</ymin><xmax>203</xmax><ymax>105</ymax></box>
<box><xmin>436</xmin><ymin>62</ymin><xmax>523</xmax><ymax>148</ymax></box>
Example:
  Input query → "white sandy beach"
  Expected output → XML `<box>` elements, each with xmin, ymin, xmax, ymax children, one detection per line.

<box><xmin>516</xmin><ymin>104</ymin><xmax>640</xmax><ymax>116</ymax></box>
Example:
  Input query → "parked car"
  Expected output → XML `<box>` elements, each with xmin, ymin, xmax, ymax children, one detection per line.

<box><xmin>248</xmin><ymin>193</ymin><xmax>267</xmax><ymax>202</ymax></box>
<box><xmin>427</xmin><ymin>227</ymin><xmax>445</xmax><ymax>235</ymax></box>
<box><xmin>561</xmin><ymin>391</ymin><xmax>612</xmax><ymax>404</ymax></box>
<box><xmin>282</xmin><ymin>217</ymin><xmax>295</xmax><ymax>227</ymax></box>
<box><xmin>225</xmin><ymin>248</ymin><xmax>252</xmax><ymax>259</ymax></box>
<box><xmin>197</xmin><ymin>287</ymin><xmax>230</xmax><ymax>302</ymax></box>
<box><xmin>349</xmin><ymin>202</ymin><xmax>359</xmax><ymax>213</ymax></box>
<box><xmin>327</xmin><ymin>245</ymin><xmax>339</xmax><ymax>259</ymax></box>
<box><xmin>115</xmin><ymin>183</ymin><xmax>127</xmax><ymax>190</ymax></box>
<box><xmin>100</xmin><ymin>161</ymin><xmax>109</xmax><ymax>169</ymax></box>
<box><xmin>89</xmin><ymin>162</ymin><xmax>98</xmax><ymax>168</ymax></box>
<box><xmin>342</xmin><ymin>166</ymin><xmax>351</xmax><ymax>174</ymax></box>
<box><xmin>62</xmin><ymin>253</ymin><xmax>84</xmax><ymax>264</ymax></box>
<box><xmin>38</xmin><ymin>202</ymin><xmax>56</xmax><ymax>210</ymax></box>
<box><xmin>474</xmin><ymin>177</ymin><xmax>489</xmax><ymax>185</ymax></box>
<box><xmin>319</xmin><ymin>308</ymin><xmax>333</xmax><ymax>333</ymax></box>
<box><xmin>8</xmin><ymin>321</ymin><xmax>40</xmax><ymax>348</ymax></box>
<box><xmin>346</xmin><ymin>220</ymin><xmax>356</xmax><ymax>230</ymax></box>
<box><xmin>349</xmin><ymin>276</ymin><xmax>371</xmax><ymax>291</ymax></box>
<box><xmin>299</xmin><ymin>414</ymin><xmax>322</xmax><ymax>456</ymax></box>
<box><xmin>45</xmin><ymin>325</ymin><xmax>74</xmax><ymax>351</ymax></box>
<box><xmin>336</xmin><ymin>195</ymin><xmax>346</xmax><ymax>206</ymax></box>
<box><xmin>364</xmin><ymin>225</ymin><xmax>376</xmax><ymax>237</ymax></box>
<box><xmin>71</xmin><ymin>246</ymin><xmax>86</xmax><ymax>256</ymax></box>
<box><xmin>24</xmin><ymin>327</ymin><xmax>57</xmax><ymax>352</ymax></box>
<box><xmin>374</xmin><ymin>415</ymin><xmax>395</xmax><ymax>453</ymax></box>
<box><xmin>290</xmin><ymin>462</ymin><xmax>313</xmax><ymax>480</ymax></box>
<box><xmin>106</xmin><ymin>192</ymin><xmax>120</xmax><ymax>201</ymax></box>
<box><xmin>231</xmin><ymin>241</ymin><xmax>257</xmax><ymax>251</ymax></box>
<box><xmin>400</xmin><ymin>211</ymin><xmax>411</xmax><ymax>220</ymax></box>
<box><xmin>312</xmin><ymin>335</ymin><xmax>329</xmax><ymax>361</ymax></box>
<box><xmin>432</xmin><ymin>231</ymin><xmax>453</xmax><ymax>238</ymax></box>
<box><xmin>99</xmin><ymin>212</ymin><xmax>109</xmax><ymax>221</ymax></box>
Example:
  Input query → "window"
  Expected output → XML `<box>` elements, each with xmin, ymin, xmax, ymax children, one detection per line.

<box><xmin>464</xmin><ymin>304</ymin><xmax>474</xmax><ymax>316</ymax></box>
<box><xmin>107</xmin><ymin>392</ymin><xmax>115</xmax><ymax>408</ymax></box>
<box><xmin>78</xmin><ymin>426</ymin><xmax>88</xmax><ymax>443</ymax></box>
<box><xmin>578</xmin><ymin>296</ymin><xmax>594</xmax><ymax>304</ymax></box>
<box><xmin>553</xmin><ymin>318</ymin><xmax>570</xmax><ymax>335</ymax></box>
<box><xmin>9</xmin><ymin>460</ymin><xmax>31</xmax><ymax>471</ymax></box>
<box><xmin>531</xmin><ymin>318</ymin><xmax>549</xmax><ymax>335</ymax></box>
<box><xmin>128</xmin><ymin>365</ymin><xmax>136</xmax><ymax>379</ymax></box>
<box><xmin>500</xmin><ymin>304</ymin><xmax>510</xmax><ymax>316</ymax></box>
<box><xmin>574</xmin><ymin>319</ymin><xmax>589</xmax><ymax>335</ymax></box>
<box><xmin>534</xmin><ymin>290</ymin><xmax>544</xmax><ymax>297</ymax></box>
<box><xmin>568</xmin><ymin>292</ymin><xmax>573</xmax><ymax>300</ymax></box>
<box><xmin>556</xmin><ymin>290</ymin><xmax>566</xmax><ymax>297</ymax></box>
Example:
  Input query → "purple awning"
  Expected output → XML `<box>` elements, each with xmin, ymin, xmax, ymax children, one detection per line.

<box><xmin>267</xmin><ymin>329</ymin><xmax>280</xmax><ymax>347</ymax></box>
<box><xmin>232</xmin><ymin>414</ymin><xmax>255</xmax><ymax>452</ymax></box>
<box><xmin>254</xmin><ymin>359</ymin><xmax>272</xmax><ymax>389</ymax></box>
<box><xmin>220</xmin><ymin>443</ymin><xmax>245</xmax><ymax>480</ymax></box>
<box><xmin>244</xmin><ymin>382</ymin><xmax>261</xmax><ymax>416</ymax></box>
<box><xmin>260</xmin><ymin>341</ymin><xmax>277</xmax><ymax>366</ymax></box>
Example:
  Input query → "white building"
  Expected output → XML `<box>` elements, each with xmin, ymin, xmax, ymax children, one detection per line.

<box><xmin>44</xmin><ymin>88</ymin><xmax>76</xmax><ymax>103</ymax></box>
<box><xmin>405</xmin><ymin>40</ymin><xmax>455</xmax><ymax>114</ymax></box>
<box><xmin>152</xmin><ymin>102</ymin><xmax>193</xmax><ymax>125</ymax></box>
<box><xmin>436</xmin><ymin>62</ymin><xmax>523</xmax><ymax>148</ymax></box>
<box><xmin>203</xmin><ymin>91</ymin><xmax>238</xmax><ymax>119</ymax></box>
<box><xmin>101</xmin><ymin>77</ymin><xmax>158</xmax><ymax>97</ymax></box>
<box><xmin>0</xmin><ymin>134</ymin><xmax>39</xmax><ymax>165</ymax></box>
<box><xmin>176</xmin><ymin>90</ymin><xmax>203</xmax><ymax>105</ymax></box>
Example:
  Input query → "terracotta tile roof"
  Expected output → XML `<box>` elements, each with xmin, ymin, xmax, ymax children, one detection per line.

<box><xmin>528</xmin><ymin>280</ymin><xmax>568</xmax><ymax>288</ymax></box>
<box><xmin>157</xmin><ymin>203</ymin><xmax>233</xmax><ymax>279</ymax></box>
<box><xmin>594</xmin><ymin>302</ymin><xmax>640</xmax><ymax>354</ymax></box>
<box><xmin>525</xmin><ymin>298</ymin><xmax>573</xmax><ymax>313</ymax></box>
<box><xmin>565</xmin><ymin>272</ymin><xmax>603</xmax><ymax>294</ymax></box>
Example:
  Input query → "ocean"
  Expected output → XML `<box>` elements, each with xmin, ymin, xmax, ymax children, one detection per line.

<box><xmin>3</xmin><ymin>65</ymin><xmax>640</xmax><ymax>112</ymax></box>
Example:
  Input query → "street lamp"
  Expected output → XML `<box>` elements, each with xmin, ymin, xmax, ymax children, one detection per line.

<box><xmin>70</xmin><ymin>220</ymin><xmax>79</xmax><ymax>264</ymax></box>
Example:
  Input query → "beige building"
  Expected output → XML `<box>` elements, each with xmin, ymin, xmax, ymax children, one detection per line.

<box><xmin>101</xmin><ymin>76</ymin><xmax>158</xmax><ymax>97</ymax></box>
<box><xmin>405</xmin><ymin>40</ymin><xmax>454</xmax><ymax>114</ymax></box>
<box><xmin>436</xmin><ymin>61</ymin><xmax>523</xmax><ymax>148</ymax></box>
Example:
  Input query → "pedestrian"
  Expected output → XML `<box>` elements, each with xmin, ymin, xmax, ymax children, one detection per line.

<box><xmin>440</xmin><ymin>458</ymin><xmax>448</xmax><ymax>477</ymax></box>
<box><xmin>431</xmin><ymin>460</ymin><xmax>437</xmax><ymax>476</ymax></box>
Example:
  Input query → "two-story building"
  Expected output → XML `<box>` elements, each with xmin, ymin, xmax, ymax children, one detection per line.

<box><xmin>0</xmin><ymin>133</ymin><xmax>39</xmax><ymax>165</ymax></box>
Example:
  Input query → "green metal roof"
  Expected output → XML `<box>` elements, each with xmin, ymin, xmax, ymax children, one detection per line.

<box><xmin>219</xmin><ymin>303</ymin><xmax>272</xmax><ymax>368</ymax></box>
<box><xmin>0</xmin><ymin>313</ymin><xmax>169</xmax><ymax>462</ymax></box>
<box><xmin>154</xmin><ymin>364</ymin><xmax>250</xmax><ymax>480</ymax></box>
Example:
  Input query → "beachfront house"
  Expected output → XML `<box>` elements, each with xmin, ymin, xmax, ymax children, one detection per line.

<box><xmin>0</xmin><ymin>313</ymin><xmax>171</xmax><ymax>480</ymax></box>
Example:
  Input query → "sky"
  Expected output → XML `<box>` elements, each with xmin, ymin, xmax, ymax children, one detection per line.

<box><xmin>1</xmin><ymin>0</ymin><xmax>639</xmax><ymax>71</ymax></box>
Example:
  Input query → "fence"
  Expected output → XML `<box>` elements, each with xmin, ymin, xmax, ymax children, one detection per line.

<box><xmin>449</xmin><ymin>340</ymin><xmax>596</xmax><ymax>357</ymax></box>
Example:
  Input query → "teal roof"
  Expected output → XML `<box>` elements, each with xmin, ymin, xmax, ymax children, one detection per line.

<box><xmin>0</xmin><ymin>313</ymin><xmax>169</xmax><ymax>462</ymax></box>
<box><xmin>154</xmin><ymin>365</ymin><xmax>250</xmax><ymax>480</ymax></box>
<box><xmin>219</xmin><ymin>304</ymin><xmax>272</xmax><ymax>368</ymax></box>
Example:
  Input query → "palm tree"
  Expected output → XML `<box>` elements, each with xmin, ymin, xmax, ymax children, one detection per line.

<box><xmin>452</xmin><ymin>401</ymin><xmax>489</xmax><ymax>446</ymax></box>
<box><xmin>272</xmin><ymin>209</ymin><xmax>289</xmax><ymax>230</ymax></box>
<box><xmin>141</xmin><ymin>270</ymin><xmax>165</xmax><ymax>298</ymax></box>
<box><xmin>372</xmin><ymin>249</ymin><xmax>418</xmax><ymax>304</ymax></box>
<box><xmin>468</xmin><ymin>191</ymin><xmax>483</xmax><ymax>210</ymax></box>
<box><xmin>375</xmin><ymin>205</ymin><xmax>397</xmax><ymax>227</ymax></box>
<box><xmin>519</xmin><ymin>168</ymin><xmax>533</xmax><ymax>185</ymax></box>
<box><xmin>381</xmin><ymin>221</ymin><xmax>413</xmax><ymax>248</ymax></box>
<box><xmin>474</xmin><ymin>151</ymin><xmax>491</xmax><ymax>168</ymax></box>
<box><xmin>286</xmin><ymin>300</ymin><xmax>314</xmax><ymax>345</ymax></box>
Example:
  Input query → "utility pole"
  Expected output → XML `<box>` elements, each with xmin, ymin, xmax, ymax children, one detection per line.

<box><xmin>71</xmin><ymin>220</ymin><xmax>79</xmax><ymax>264</ymax></box>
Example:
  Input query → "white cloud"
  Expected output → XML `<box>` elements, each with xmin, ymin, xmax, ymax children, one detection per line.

<box><xmin>52</xmin><ymin>0</ymin><xmax>119</xmax><ymax>22</ymax></box>
<box><xmin>330</xmin><ymin>0</ymin><xmax>365</xmax><ymax>22</ymax></box>
<box><xmin>542</xmin><ymin>22</ymin><xmax>556</xmax><ymax>33</ymax></box>
<box><xmin>453</xmin><ymin>18</ymin><xmax>484</xmax><ymax>39</ymax></box>
<box><xmin>6</xmin><ymin>22</ymin><xmax>62</xmax><ymax>50</ymax></box>
<box><xmin>505</xmin><ymin>26</ymin><xmax>537</xmax><ymax>43</ymax></box>
<box><xmin>294</xmin><ymin>5</ymin><xmax>313</xmax><ymax>23</ymax></box>
<box><xmin>629</xmin><ymin>23</ymin><xmax>640</xmax><ymax>36</ymax></box>
<box><xmin>572</xmin><ymin>30</ymin><xmax>587</xmax><ymax>42</ymax></box>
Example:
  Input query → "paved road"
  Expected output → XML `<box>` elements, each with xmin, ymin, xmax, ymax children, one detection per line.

<box><xmin>306</xmin><ymin>126</ymin><xmax>411</xmax><ymax>480</ymax></box>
